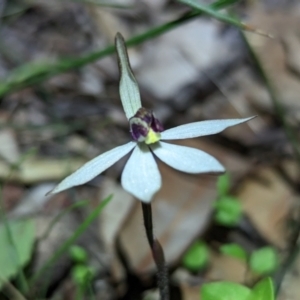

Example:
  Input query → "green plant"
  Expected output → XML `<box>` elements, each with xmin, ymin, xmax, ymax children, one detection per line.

<box><xmin>29</xmin><ymin>195</ymin><xmax>111</xmax><ymax>290</ymax></box>
<box><xmin>220</xmin><ymin>243</ymin><xmax>247</xmax><ymax>261</ymax></box>
<box><xmin>249</xmin><ymin>247</ymin><xmax>278</xmax><ymax>275</ymax></box>
<box><xmin>220</xmin><ymin>243</ymin><xmax>278</xmax><ymax>276</ymax></box>
<box><xmin>69</xmin><ymin>245</ymin><xmax>95</xmax><ymax>299</ymax></box>
<box><xmin>248</xmin><ymin>277</ymin><xmax>274</xmax><ymax>300</ymax></box>
<box><xmin>201</xmin><ymin>281</ymin><xmax>251</xmax><ymax>300</ymax></box>
<box><xmin>214</xmin><ymin>173</ymin><xmax>243</xmax><ymax>226</ymax></box>
<box><xmin>0</xmin><ymin>219</ymin><xmax>35</xmax><ymax>290</ymax></box>
<box><xmin>182</xmin><ymin>241</ymin><xmax>210</xmax><ymax>271</ymax></box>
<box><xmin>201</xmin><ymin>277</ymin><xmax>275</xmax><ymax>300</ymax></box>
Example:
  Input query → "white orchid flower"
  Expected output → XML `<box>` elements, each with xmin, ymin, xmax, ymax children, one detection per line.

<box><xmin>50</xmin><ymin>33</ymin><xmax>254</xmax><ymax>203</ymax></box>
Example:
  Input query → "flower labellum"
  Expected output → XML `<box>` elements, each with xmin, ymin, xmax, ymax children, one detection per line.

<box><xmin>129</xmin><ymin>107</ymin><xmax>164</xmax><ymax>144</ymax></box>
<box><xmin>49</xmin><ymin>32</ymin><xmax>255</xmax><ymax>203</ymax></box>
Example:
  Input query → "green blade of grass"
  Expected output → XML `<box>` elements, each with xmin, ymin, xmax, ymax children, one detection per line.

<box><xmin>29</xmin><ymin>195</ymin><xmax>112</xmax><ymax>286</ymax></box>
<box><xmin>73</xmin><ymin>0</ymin><xmax>134</xmax><ymax>9</ymax></box>
<box><xmin>40</xmin><ymin>200</ymin><xmax>89</xmax><ymax>241</ymax></box>
<box><xmin>0</xmin><ymin>0</ymin><xmax>240</xmax><ymax>98</ymax></box>
<box><xmin>178</xmin><ymin>0</ymin><xmax>245</xmax><ymax>28</ymax></box>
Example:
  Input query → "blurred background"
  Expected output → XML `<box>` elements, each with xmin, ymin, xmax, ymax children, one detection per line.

<box><xmin>0</xmin><ymin>0</ymin><xmax>300</xmax><ymax>299</ymax></box>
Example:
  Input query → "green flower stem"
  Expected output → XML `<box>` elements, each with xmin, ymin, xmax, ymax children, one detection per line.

<box><xmin>0</xmin><ymin>0</ymin><xmax>238</xmax><ymax>98</ymax></box>
<box><xmin>141</xmin><ymin>203</ymin><xmax>169</xmax><ymax>300</ymax></box>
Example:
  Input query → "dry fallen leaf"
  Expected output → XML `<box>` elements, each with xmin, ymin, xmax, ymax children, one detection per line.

<box><xmin>206</xmin><ymin>252</ymin><xmax>247</xmax><ymax>283</ymax></box>
<box><xmin>282</xmin><ymin>33</ymin><xmax>300</xmax><ymax>76</ymax></box>
<box><xmin>245</xmin><ymin>7</ymin><xmax>300</xmax><ymax>122</ymax></box>
<box><xmin>238</xmin><ymin>167</ymin><xmax>295</xmax><ymax>248</ymax></box>
<box><xmin>0</xmin><ymin>129</ymin><xmax>20</xmax><ymax>164</ymax></box>
<box><xmin>9</xmin><ymin>183</ymin><xmax>56</xmax><ymax>217</ymax></box>
<box><xmin>137</xmin><ymin>18</ymin><xmax>240</xmax><ymax>101</ymax></box>
<box><xmin>0</xmin><ymin>158</ymin><xmax>87</xmax><ymax>184</ymax></box>
<box><xmin>99</xmin><ymin>178</ymin><xmax>135</xmax><ymax>281</ymax></box>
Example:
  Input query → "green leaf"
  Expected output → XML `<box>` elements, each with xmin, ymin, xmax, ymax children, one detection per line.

<box><xmin>214</xmin><ymin>196</ymin><xmax>242</xmax><ymax>226</ymax></box>
<box><xmin>201</xmin><ymin>281</ymin><xmax>251</xmax><ymax>300</ymax></box>
<box><xmin>249</xmin><ymin>247</ymin><xmax>278</xmax><ymax>275</ymax></box>
<box><xmin>220</xmin><ymin>243</ymin><xmax>247</xmax><ymax>261</ymax></box>
<box><xmin>0</xmin><ymin>219</ymin><xmax>35</xmax><ymax>289</ymax></box>
<box><xmin>40</xmin><ymin>200</ymin><xmax>89</xmax><ymax>240</ymax></box>
<box><xmin>69</xmin><ymin>245</ymin><xmax>88</xmax><ymax>264</ymax></box>
<box><xmin>248</xmin><ymin>277</ymin><xmax>274</xmax><ymax>300</ymax></box>
<box><xmin>71</xmin><ymin>265</ymin><xmax>94</xmax><ymax>287</ymax></box>
<box><xmin>182</xmin><ymin>241</ymin><xmax>209</xmax><ymax>271</ymax></box>
<box><xmin>217</xmin><ymin>173</ymin><xmax>231</xmax><ymax>196</ymax></box>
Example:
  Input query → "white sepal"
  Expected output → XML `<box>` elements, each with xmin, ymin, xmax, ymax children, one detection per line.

<box><xmin>115</xmin><ymin>33</ymin><xmax>142</xmax><ymax>120</ymax></box>
<box><xmin>50</xmin><ymin>141</ymin><xmax>136</xmax><ymax>194</ymax></box>
<box><xmin>151</xmin><ymin>142</ymin><xmax>224</xmax><ymax>174</ymax></box>
<box><xmin>161</xmin><ymin>117</ymin><xmax>255</xmax><ymax>140</ymax></box>
<box><xmin>121</xmin><ymin>143</ymin><xmax>161</xmax><ymax>203</ymax></box>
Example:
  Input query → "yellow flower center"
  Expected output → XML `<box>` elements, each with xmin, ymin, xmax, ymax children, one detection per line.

<box><xmin>145</xmin><ymin>128</ymin><xmax>161</xmax><ymax>144</ymax></box>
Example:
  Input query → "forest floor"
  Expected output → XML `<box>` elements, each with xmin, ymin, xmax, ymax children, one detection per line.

<box><xmin>0</xmin><ymin>0</ymin><xmax>300</xmax><ymax>299</ymax></box>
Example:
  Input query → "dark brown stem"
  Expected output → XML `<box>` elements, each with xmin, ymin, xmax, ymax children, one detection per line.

<box><xmin>141</xmin><ymin>202</ymin><xmax>169</xmax><ymax>300</ymax></box>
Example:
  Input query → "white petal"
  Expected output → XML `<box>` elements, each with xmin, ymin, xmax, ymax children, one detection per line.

<box><xmin>115</xmin><ymin>33</ymin><xmax>142</xmax><ymax>119</ymax></box>
<box><xmin>160</xmin><ymin>117</ymin><xmax>255</xmax><ymax>140</ymax></box>
<box><xmin>121</xmin><ymin>143</ymin><xmax>161</xmax><ymax>203</ymax></box>
<box><xmin>51</xmin><ymin>141</ymin><xmax>136</xmax><ymax>194</ymax></box>
<box><xmin>151</xmin><ymin>142</ymin><xmax>224</xmax><ymax>173</ymax></box>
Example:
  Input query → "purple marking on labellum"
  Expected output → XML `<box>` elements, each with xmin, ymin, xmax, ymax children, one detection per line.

<box><xmin>129</xmin><ymin>107</ymin><xmax>164</xmax><ymax>142</ymax></box>
<box><xmin>130</xmin><ymin>120</ymin><xmax>149</xmax><ymax>142</ymax></box>
<box><xmin>152</xmin><ymin>114</ymin><xmax>164</xmax><ymax>132</ymax></box>
<box><xmin>134</xmin><ymin>107</ymin><xmax>152</xmax><ymax>126</ymax></box>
